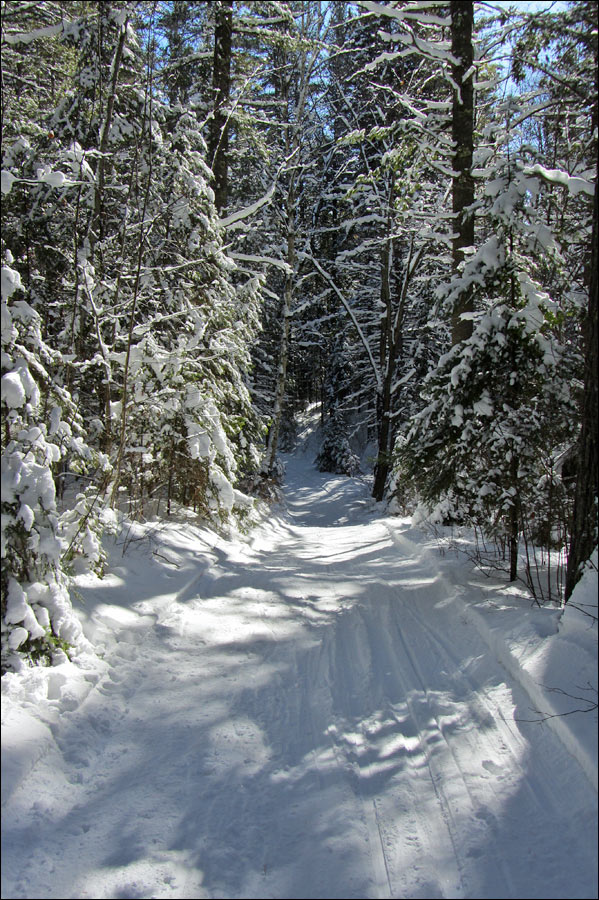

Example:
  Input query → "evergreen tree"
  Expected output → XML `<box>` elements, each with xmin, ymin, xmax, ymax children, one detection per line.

<box><xmin>1</xmin><ymin>1</ymin><xmax>268</xmax><ymax>670</ymax></box>
<box><xmin>394</xmin><ymin>0</ymin><xmax>596</xmax><ymax>585</ymax></box>
<box><xmin>1</xmin><ymin>254</ymin><xmax>105</xmax><ymax>672</ymax></box>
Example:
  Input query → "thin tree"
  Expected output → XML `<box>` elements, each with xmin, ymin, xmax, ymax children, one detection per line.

<box><xmin>450</xmin><ymin>0</ymin><xmax>475</xmax><ymax>346</ymax></box>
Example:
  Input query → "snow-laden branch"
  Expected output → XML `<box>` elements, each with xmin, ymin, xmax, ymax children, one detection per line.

<box><xmin>392</xmin><ymin>368</ymin><xmax>416</xmax><ymax>393</ymax></box>
<box><xmin>228</xmin><ymin>252</ymin><xmax>292</xmax><ymax>274</ymax></box>
<box><xmin>360</xmin><ymin>5</ymin><xmax>459</xmax><ymax>69</ymax></box>
<box><xmin>218</xmin><ymin>182</ymin><xmax>276</xmax><ymax>229</ymax></box>
<box><xmin>524</xmin><ymin>165</ymin><xmax>595</xmax><ymax>197</ymax></box>
<box><xmin>359</xmin><ymin>1</ymin><xmax>451</xmax><ymax>28</ymax></box>
<box><xmin>303</xmin><ymin>253</ymin><xmax>382</xmax><ymax>393</ymax></box>
<box><xmin>1</xmin><ymin>22</ymin><xmax>65</xmax><ymax>44</ymax></box>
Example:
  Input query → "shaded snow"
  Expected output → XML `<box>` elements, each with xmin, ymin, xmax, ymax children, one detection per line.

<box><xmin>1</xmin><ymin>407</ymin><xmax>597</xmax><ymax>899</ymax></box>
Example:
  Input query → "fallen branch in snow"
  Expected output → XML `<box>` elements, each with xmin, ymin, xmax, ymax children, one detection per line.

<box><xmin>152</xmin><ymin>550</ymin><xmax>180</xmax><ymax>568</ymax></box>
<box><xmin>565</xmin><ymin>601</ymin><xmax>598</xmax><ymax>624</ymax></box>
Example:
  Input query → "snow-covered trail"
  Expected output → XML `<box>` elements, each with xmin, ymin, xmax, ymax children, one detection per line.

<box><xmin>2</xmin><ymin>436</ymin><xmax>597</xmax><ymax>899</ymax></box>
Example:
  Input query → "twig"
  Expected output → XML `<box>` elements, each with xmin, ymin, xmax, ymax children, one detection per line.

<box><xmin>515</xmin><ymin>682</ymin><xmax>598</xmax><ymax>723</ymax></box>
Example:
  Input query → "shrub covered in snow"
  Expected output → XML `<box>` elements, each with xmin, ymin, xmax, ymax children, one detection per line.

<box><xmin>1</xmin><ymin>260</ymin><xmax>103</xmax><ymax>672</ymax></box>
<box><xmin>316</xmin><ymin>416</ymin><xmax>362</xmax><ymax>477</ymax></box>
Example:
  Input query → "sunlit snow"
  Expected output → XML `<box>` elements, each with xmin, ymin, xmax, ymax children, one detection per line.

<box><xmin>1</xmin><ymin>407</ymin><xmax>597</xmax><ymax>900</ymax></box>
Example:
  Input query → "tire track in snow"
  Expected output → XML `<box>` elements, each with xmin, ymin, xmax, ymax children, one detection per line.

<box><xmin>393</xmin><ymin>602</ymin><xmax>519</xmax><ymax>897</ymax></box>
<box><xmin>297</xmin><ymin>580</ymin><xmax>455</xmax><ymax>898</ymax></box>
<box><xmin>371</xmin><ymin>529</ymin><xmax>520</xmax><ymax>894</ymax></box>
<box><xmin>376</xmin><ymin>522</ymin><xmax>596</xmax><ymax>898</ymax></box>
<box><xmin>388</xmin><ymin>603</ymin><xmax>496</xmax><ymax>898</ymax></box>
<box><xmin>386</xmin><ymin>524</ymin><xmax>592</xmax><ymax>817</ymax></box>
<box><xmin>316</xmin><ymin>610</ymin><xmax>394</xmax><ymax>900</ymax></box>
<box><xmin>328</xmin><ymin>593</ymin><xmax>466</xmax><ymax>898</ymax></box>
<box><xmin>251</xmin><ymin>514</ymin><xmax>492</xmax><ymax>897</ymax></box>
<box><xmin>394</xmin><ymin>587</ymin><xmax>596</xmax><ymax>896</ymax></box>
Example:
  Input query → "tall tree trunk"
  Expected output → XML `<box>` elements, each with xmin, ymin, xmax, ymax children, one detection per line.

<box><xmin>565</xmin><ymin>174</ymin><xmax>598</xmax><ymax>600</ymax></box>
<box><xmin>259</xmin><ymin>6</ymin><xmax>325</xmax><ymax>476</ymax></box>
<box><xmin>88</xmin><ymin>9</ymin><xmax>128</xmax><ymax>456</ymax></box>
<box><xmin>450</xmin><ymin>0</ymin><xmax>475</xmax><ymax>346</ymax></box>
<box><xmin>373</xmin><ymin>229</ymin><xmax>421</xmax><ymax>502</ymax></box>
<box><xmin>509</xmin><ymin>453</ymin><xmax>520</xmax><ymax>582</ymax></box>
<box><xmin>262</xmin><ymin>288</ymin><xmax>292</xmax><ymax>477</ymax></box>
<box><xmin>372</xmin><ymin>364</ymin><xmax>395</xmax><ymax>502</ymax></box>
<box><xmin>373</xmin><ymin>209</ymin><xmax>395</xmax><ymax>502</ymax></box>
<box><xmin>92</xmin><ymin>8</ymin><xmax>128</xmax><ymax>253</ymax></box>
<box><xmin>208</xmin><ymin>0</ymin><xmax>233</xmax><ymax>215</ymax></box>
<box><xmin>262</xmin><ymin>182</ymin><xmax>296</xmax><ymax>476</ymax></box>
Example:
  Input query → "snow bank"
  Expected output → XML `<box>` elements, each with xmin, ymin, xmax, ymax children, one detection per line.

<box><xmin>411</xmin><ymin>529</ymin><xmax>598</xmax><ymax>789</ymax></box>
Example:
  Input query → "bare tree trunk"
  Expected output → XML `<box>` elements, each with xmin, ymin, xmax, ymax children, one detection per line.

<box><xmin>450</xmin><ymin>0</ymin><xmax>475</xmax><ymax>346</ymax></box>
<box><xmin>509</xmin><ymin>490</ymin><xmax>519</xmax><ymax>583</ymax></box>
<box><xmin>84</xmin><ymin>9</ymin><xmax>129</xmax><ymax>452</ymax></box>
<box><xmin>565</xmin><ymin>175</ymin><xmax>598</xmax><ymax>600</ymax></box>
<box><xmin>373</xmin><ymin>233</ymin><xmax>423</xmax><ymax>502</ymax></box>
<box><xmin>92</xmin><ymin>10</ymin><xmax>128</xmax><ymax>250</ymax></box>
<box><xmin>208</xmin><ymin>0</ymin><xmax>233</xmax><ymax>215</ymax></box>
<box><xmin>260</xmin><ymin>4</ymin><xmax>326</xmax><ymax>476</ymax></box>
<box><xmin>373</xmin><ymin>209</ymin><xmax>395</xmax><ymax>502</ymax></box>
<box><xmin>262</xmin><ymin>183</ymin><xmax>296</xmax><ymax>476</ymax></box>
<box><xmin>109</xmin><ymin>33</ymin><xmax>154</xmax><ymax>508</ymax></box>
<box><xmin>372</xmin><ymin>368</ymin><xmax>395</xmax><ymax>501</ymax></box>
<box><xmin>262</xmin><ymin>297</ymin><xmax>291</xmax><ymax>476</ymax></box>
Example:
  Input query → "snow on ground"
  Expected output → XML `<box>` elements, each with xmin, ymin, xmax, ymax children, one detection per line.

<box><xmin>2</xmin><ymin>405</ymin><xmax>597</xmax><ymax>900</ymax></box>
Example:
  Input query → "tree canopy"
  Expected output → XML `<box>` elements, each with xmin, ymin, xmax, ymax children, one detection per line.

<box><xmin>2</xmin><ymin>0</ymin><xmax>597</xmax><ymax>671</ymax></box>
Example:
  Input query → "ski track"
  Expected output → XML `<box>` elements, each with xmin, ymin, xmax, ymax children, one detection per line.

<box><xmin>2</xmin><ymin>450</ymin><xmax>597</xmax><ymax>900</ymax></box>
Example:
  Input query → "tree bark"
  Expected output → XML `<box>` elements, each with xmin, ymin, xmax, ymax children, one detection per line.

<box><xmin>261</xmin><ymin>280</ymin><xmax>292</xmax><ymax>476</ymax></box>
<box><xmin>373</xmin><ymin>231</ymin><xmax>422</xmax><ymax>502</ymax></box>
<box><xmin>373</xmin><ymin>213</ymin><xmax>395</xmax><ymax>502</ymax></box>
<box><xmin>509</xmin><ymin>460</ymin><xmax>520</xmax><ymax>582</ymax></box>
<box><xmin>565</xmin><ymin>174</ymin><xmax>598</xmax><ymax>600</ymax></box>
<box><xmin>208</xmin><ymin>0</ymin><xmax>233</xmax><ymax>215</ymax></box>
<box><xmin>92</xmin><ymin>9</ymin><xmax>128</xmax><ymax>250</ymax></box>
<box><xmin>450</xmin><ymin>0</ymin><xmax>475</xmax><ymax>346</ymax></box>
<box><xmin>261</xmin><ymin>56</ymin><xmax>296</xmax><ymax>477</ymax></box>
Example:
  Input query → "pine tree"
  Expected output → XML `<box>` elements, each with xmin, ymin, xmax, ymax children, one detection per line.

<box><xmin>1</xmin><ymin>1</ymin><xmax>269</xmax><ymax>671</ymax></box>
<box><xmin>394</xmin><ymin>0</ymin><xmax>595</xmax><ymax>584</ymax></box>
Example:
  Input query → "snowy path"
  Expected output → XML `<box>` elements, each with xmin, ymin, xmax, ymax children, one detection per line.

<box><xmin>2</xmin><ymin>444</ymin><xmax>597</xmax><ymax>899</ymax></box>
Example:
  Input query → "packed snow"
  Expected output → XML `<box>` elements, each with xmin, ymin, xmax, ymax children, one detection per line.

<box><xmin>2</xmin><ymin>406</ymin><xmax>597</xmax><ymax>900</ymax></box>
